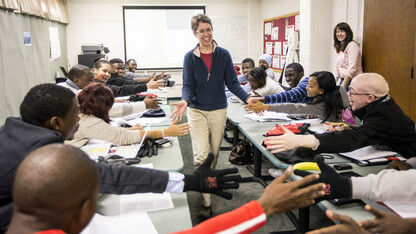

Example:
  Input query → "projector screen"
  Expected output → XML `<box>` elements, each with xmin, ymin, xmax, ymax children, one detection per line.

<box><xmin>123</xmin><ymin>6</ymin><xmax>205</xmax><ymax>70</ymax></box>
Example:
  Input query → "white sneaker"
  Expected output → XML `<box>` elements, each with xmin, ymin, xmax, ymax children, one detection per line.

<box><xmin>268</xmin><ymin>168</ymin><xmax>284</xmax><ymax>178</ymax></box>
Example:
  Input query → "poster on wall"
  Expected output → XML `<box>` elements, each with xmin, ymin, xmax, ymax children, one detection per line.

<box><xmin>273</xmin><ymin>55</ymin><xmax>280</xmax><ymax>69</ymax></box>
<box><xmin>263</xmin><ymin>12</ymin><xmax>299</xmax><ymax>71</ymax></box>
<box><xmin>265</xmin><ymin>42</ymin><xmax>273</xmax><ymax>55</ymax></box>
<box><xmin>285</xmin><ymin>25</ymin><xmax>294</xmax><ymax>40</ymax></box>
<box><xmin>295</xmin><ymin>15</ymin><xmax>300</xmax><ymax>31</ymax></box>
<box><xmin>264</xmin><ymin>22</ymin><xmax>272</xmax><ymax>36</ymax></box>
<box><xmin>49</xmin><ymin>27</ymin><xmax>61</xmax><ymax>61</ymax></box>
<box><xmin>283</xmin><ymin>42</ymin><xmax>289</xmax><ymax>55</ymax></box>
<box><xmin>271</xmin><ymin>27</ymin><xmax>279</xmax><ymax>40</ymax></box>
<box><xmin>274</xmin><ymin>42</ymin><xmax>282</xmax><ymax>55</ymax></box>
<box><xmin>23</xmin><ymin>32</ymin><xmax>31</xmax><ymax>46</ymax></box>
<box><xmin>280</xmin><ymin>56</ymin><xmax>286</xmax><ymax>69</ymax></box>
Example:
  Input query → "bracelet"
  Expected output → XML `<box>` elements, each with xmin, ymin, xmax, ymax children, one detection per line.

<box><xmin>311</xmin><ymin>137</ymin><xmax>320</xmax><ymax>150</ymax></box>
<box><xmin>161</xmin><ymin>129</ymin><xmax>165</xmax><ymax>137</ymax></box>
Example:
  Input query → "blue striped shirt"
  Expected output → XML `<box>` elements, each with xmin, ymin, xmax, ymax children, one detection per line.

<box><xmin>264</xmin><ymin>76</ymin><xmax>311</xmax><ymax>103</ymax></box>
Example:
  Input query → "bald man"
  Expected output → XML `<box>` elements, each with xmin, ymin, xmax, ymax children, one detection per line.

<box><xmin>6</xmin><ymin>144</ymin><xmax>98</xmax><ymax>234</ymax></box>
<box><xmin>264</xmin><ymin>73</ymin><xmax>416</xmax><ymax>164</ymax></box>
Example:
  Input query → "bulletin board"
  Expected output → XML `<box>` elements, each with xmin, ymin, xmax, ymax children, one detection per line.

<box><xmin>263</xmin><ymin>12</ymin><xmax>299</xmax><ymax>71</ymax></box>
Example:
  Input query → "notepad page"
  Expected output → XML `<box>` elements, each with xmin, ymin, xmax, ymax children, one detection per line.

<box><xmin>339</xmin><ymin>146</ymin><xmax>398</xmax><ymax>161</ymax></box>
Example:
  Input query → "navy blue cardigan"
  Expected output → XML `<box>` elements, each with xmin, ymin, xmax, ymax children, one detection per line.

<box><xmin>182</xmin><ymin>42</ymin><xmax>249</xmax><ymax>111</ymax></box>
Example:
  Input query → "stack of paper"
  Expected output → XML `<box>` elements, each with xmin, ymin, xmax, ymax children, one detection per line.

<box><xmin>111</xmin><ymin>112</ymin><xmax>165</xmax><ymax>127</ymax></box>
<box><xmin>383</xmin><ymin>201</ymin><xmax>416</xmax><ymax>218</ymax></box>
<box><xmin>339</xmin><ymin>146</ymin><xmax>405</xmax><ymax>165</ymax></box>
<box><xmin>244</xmin><ymin>111</ymin><xmax>291</xmax><ymax>122</ymax></box>
<box><xmin>81</xmin><ymin>211</ymin><xmax>158</xmax><ymax>234</ymax></box>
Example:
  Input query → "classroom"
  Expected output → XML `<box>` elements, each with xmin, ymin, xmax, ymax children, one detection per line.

<box><xmin>0</xmin><ymin>0</ymin><xmax>415</xmax><ymax>233</ymax></box>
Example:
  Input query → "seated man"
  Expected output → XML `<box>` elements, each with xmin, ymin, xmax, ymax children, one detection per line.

<box><xmin>6</xmin><ymin>144</ymin><xmax>99</xmax><ymax>234</ymax></box>
<box><xmin>107</xmin><ymin>58</ymin><xmax>166</xmax><ymax>88</ymax></box>
<box><xmin>226</xmin><ymin>58</ymin><xmax>254</xmax><ymax>98</ymax></box>
<box><xmin>125</xmin><ymin>58</ymin><xmax>169</xmax><ymax>81</ymax></box>
<box><xmin>247</xmin><ymin>62</ymin><xmax>311</xmax><ymax>104</ymax></box>
<box><xmin>58</xmin><ymin>64</ymin><xmax>94</xmax><ymax>93</ymax></box>
<box><xmin>58</xmin><ymin>64</ymin><xmax>160</xmax><ymax>118</ymax></box>
<box><xmin>124</xmin><ymin>58</ymin><xmax>153</xmax><ymax>81</ymax></box>
<box><xmin>7</xmin><ymin>144</ymin><xmax>325</xmax><ymax>234</ymax></box>
<box><xmin>265</xmin><ymin>73</ymin><xmax>416</xmax><ymax>161</ymax></box>
<box><xmin>0</xmin><ymin>84</ymin><xmax>241</xmax><ymax>230</ymax></box>
<box><xmin>92</xmin><ymin>59</ymin><xmax>159</xmax><ymax>97</ymax></box>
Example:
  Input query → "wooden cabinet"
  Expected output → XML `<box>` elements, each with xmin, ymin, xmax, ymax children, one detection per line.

<box><xmin>363</xmin><ymin>0</ymin><xmax>416</xmax><ymax>121</ymax></box>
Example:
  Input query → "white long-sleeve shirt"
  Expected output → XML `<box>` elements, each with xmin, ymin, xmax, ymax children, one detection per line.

<box><xmin>57</xmin><ymin>79</ymin><xmax>146</xmax><ymax>118</ymax></box>
<box><xmin>352</xmin><ymin>169</ymin><xmax>416</xmax><ymax>202</ymax></box>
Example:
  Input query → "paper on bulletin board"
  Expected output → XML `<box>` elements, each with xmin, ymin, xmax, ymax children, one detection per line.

<box><xmin>272</xmin><ymin>55</ymin><xmax>280</xmax><ymax>69</ymax></box>
<box><xmin>264</xmin><ymin>22</ymin><xmax>272</xmax><ymax>35</ymax></box>
<box><xmin>274</xmin><ymin>42</ymin><xmax>282</xmax><ymax>55</ymax></box>
<box><xmin>49</xmin><ymin>27</ymin><xmax>61</xmax><ymax>61</ymax></box>
<box><xmin>271</xmin><ymin>27</ymin><xmax>279</xmax><ymax>40</ymax></box>
<box><xmin>295</xmin><ymin>15</ymin><xmax>300</xmax><ymax>30</ymax></box>
<box><xmin>285</xmin><ymin>25</ymin><xmax>294</xmax><ymax>40</ymax></box>
<box><xmin>265</xmin><ymin>42</ymin><xmax>273</xmax><ymax>55</ymax></box>
<box><xmin>283</xmin><ymin>42</ymin><xmax>289</xmax><ymax>55</ymax></box>
<box><xmin>280</xmin><ymin>56</ymin><xmax>286</xmax><ymax>69</ymax></box>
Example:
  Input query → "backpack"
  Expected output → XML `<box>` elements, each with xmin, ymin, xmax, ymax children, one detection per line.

<box><xmin>229</xmin><ymin>138</ymin><xmax>253</xmax><ymax>165</ymax></box>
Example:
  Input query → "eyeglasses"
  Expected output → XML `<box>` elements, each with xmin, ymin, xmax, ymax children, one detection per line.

<box><xmin>347</xmin><ymin>89</ymin><xmax>379</xmax><ymax>98</ymax></box>
<box><xmin>347</xmin><ymin>90</ymin><xmax>371</xmax><ymax>96</ymax></box>
<box><xmin>196</xmin><ymin>28</ymin><xmax>213</xmax><ymax>34</ymax></box>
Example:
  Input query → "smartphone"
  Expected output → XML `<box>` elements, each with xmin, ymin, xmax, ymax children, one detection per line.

<box><xmin>155</xmin><ymin>137</ymin><xmax>171</xmax><ymax>145</ymax></box>
<box><xmin>339</xmin><ymin>171</ymin><xmax>361</xmax><ymax>177</ymax></box>
<box><xmin>333</xmin><ymin>164</ymin><xmax>353</xmax><ymax>171</ymax></box>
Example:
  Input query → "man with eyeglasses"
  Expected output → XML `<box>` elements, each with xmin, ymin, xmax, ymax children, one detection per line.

<box><xmin>264</xmin><ymin>73</ymin><xmax>416</xmax><ymax>169</ymax></box>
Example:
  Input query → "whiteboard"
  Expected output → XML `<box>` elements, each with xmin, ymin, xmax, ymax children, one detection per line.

<box><xmin>123</xmin><ymin>7</ymin><xmax>204</xmax><ymax>69</ymax></box>
<box><xmin>210</xmin><ymin>16</ymin><xmax>247</xmax><ymax>64</ymax></box>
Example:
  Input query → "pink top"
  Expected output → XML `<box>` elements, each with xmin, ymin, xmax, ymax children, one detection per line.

<box><xmin>335</xmin><ymin>41</ymin><xmax>363</xmax><ymax>78</ymax></box>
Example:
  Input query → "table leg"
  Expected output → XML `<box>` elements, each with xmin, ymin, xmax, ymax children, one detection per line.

<box><xmin>298</xmin><ymin>207</ymin><xmax>310</xmax><ymax>232</ymax></box>
<box><xmin>246</xmin><ymin>147</ymin><xmax>269</xmax><ymax>187</ymax></box>
<box><xmin>233</xmin><ymin>124</ymin><xmax>239</xmax><ymax>147</ymax></box>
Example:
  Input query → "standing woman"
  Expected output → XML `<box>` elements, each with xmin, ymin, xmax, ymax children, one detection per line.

<box><xmin>170</xmin><ymin>14</ymin><xmax>249</xmax><ymax>219</ymax></box>
<box><xmin>333</xmin><ymin>22</ymin><xmax>363</xmax><ymax>90</ymax></box>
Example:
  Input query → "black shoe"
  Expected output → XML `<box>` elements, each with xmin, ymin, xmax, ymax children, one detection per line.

<box><xmin>197</xmin><ymin>205</ymin><xmax>212</xmax><ymax>220</ymax></box>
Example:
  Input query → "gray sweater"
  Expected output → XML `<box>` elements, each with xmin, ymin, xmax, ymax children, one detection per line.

<box><xmin>268</xmin><ymin>87</ymin><xmax>349</xmax><ymax>122</ymax></box>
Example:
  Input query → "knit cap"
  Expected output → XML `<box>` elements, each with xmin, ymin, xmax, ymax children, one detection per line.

<box><xmin>259</xmin><ymin>54</ymin><xmax>272</xmax><ymax>67</ymax></box>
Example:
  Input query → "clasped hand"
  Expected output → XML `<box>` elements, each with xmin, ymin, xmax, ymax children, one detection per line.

<box><xmin>184</xmin><ymin>153</ymin><xmax>241</xmax><ymax>199</ymax></box>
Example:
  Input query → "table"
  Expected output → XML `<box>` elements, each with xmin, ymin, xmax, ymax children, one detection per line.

<box><xmin>226</xmin><ymin>100</ymin><xmax>254</xmax><ymax>146</ymax></box>
<box><xmin>97</xmin><ymin>123</ymin><xmax>192</xmax><ymax>233</ymax></box>
<box><xmin>226</xmin><ymin>102</ymin><xmax>388</xmax><ymax>232</ymax></box>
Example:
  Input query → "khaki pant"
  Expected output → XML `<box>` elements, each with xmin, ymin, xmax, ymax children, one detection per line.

<box><xmin>187</xmin><ymin>107</ymin><xmax>227</xmax><ymax>207</ymax></box>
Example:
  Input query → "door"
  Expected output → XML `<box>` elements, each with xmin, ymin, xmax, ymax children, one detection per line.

<box><xmin>363</xmin><ymin>0</ymin><xmax>416</xmax><ymax>121</ymax></box>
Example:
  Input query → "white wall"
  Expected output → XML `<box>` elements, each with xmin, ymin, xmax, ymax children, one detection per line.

<box><xmin>66</xmin><ymin>0</ymin><xmax>364</xmax><ymax>76</ymax></box>
<box><xmin>66</xmin><ymin>0</ymin><xmax>261</xmax><ymax>68</ymax></box>
<box><xmin>300</xmin><ymin>0</ymin><xmax>364</xmax><ymax>75</ymax></box>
